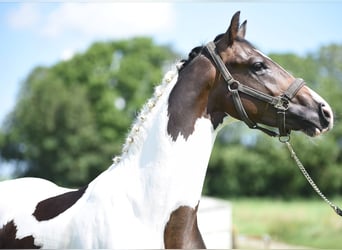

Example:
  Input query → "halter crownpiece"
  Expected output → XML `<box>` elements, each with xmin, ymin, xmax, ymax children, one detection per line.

<box><xmin>205</xmin><ymin>41</ymin><xmax>305</xmax><ymax>141</ymax></box>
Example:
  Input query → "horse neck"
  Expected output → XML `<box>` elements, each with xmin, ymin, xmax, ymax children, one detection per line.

<box><xmin>89</xmin><ymin>66</ymin><xmax>234</xmax><ymax>230</ymax></box>
<box><xmin>100</xmin><ymin>68</ymin><xmax>217</xmax><ymax>219</ymax></box>
<box><xmin>123</xmin><ymin>70</ymin><xmax>215</xmax><ymax>199</ymax></box>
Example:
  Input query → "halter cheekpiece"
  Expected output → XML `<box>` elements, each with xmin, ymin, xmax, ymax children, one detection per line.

<box><xmin>205</xmin><ymin>41</ymin><xmax>305</xmax><ymax>141</ymax></box>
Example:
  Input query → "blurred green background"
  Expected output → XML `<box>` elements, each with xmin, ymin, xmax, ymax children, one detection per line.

<box><xmin>1</xmin><ymin>36</ymin><xmax>342</xmax><ymax>249</ymax></box>
<box><xmin>2</xmin><ymin>37</ymin><xmax>341</xmax><ymax>195</ymax></box>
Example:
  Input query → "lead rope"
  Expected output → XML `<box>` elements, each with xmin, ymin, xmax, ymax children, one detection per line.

<box><xmin>284</xmin><ymin>141</ymin><xmax>342</xmax><ymax>216</ymax></box>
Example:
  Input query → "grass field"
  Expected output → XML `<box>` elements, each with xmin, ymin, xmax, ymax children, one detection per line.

<box><xmin>231</xmin><ymin>198</ymin><xmax>342</xmax><ymax>248</ymax></box>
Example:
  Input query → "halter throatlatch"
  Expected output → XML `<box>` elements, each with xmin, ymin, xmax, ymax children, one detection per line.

<box><xmin>205</xmin><ymin>41</ymin><xmax>305</xmax><ymax>141</ymax></box>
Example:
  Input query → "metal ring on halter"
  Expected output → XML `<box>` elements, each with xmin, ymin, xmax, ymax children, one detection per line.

<box><xmin>227</xmin><ymin>80</ymin><xmax>239</xmax><ymax>92</ymax></box>
<box><xmin>279</xmin><ymin>135</ymin><xmax>290</xmax><ymax>143</ymax></box>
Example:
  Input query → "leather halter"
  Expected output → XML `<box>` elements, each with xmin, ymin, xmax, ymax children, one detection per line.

<box><xmin>205</xmin><ymin>41</ymin><xmax>305</xmax><ymax>141</ymax></box>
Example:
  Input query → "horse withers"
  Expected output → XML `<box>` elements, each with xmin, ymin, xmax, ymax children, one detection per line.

<box><xmin>0</xmin><ymin>12</ymin><xmax>333</xmax><ymax>249</ymax></box>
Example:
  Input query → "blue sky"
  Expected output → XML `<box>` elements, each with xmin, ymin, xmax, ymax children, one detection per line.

<box><xmin>1</xmin><ymin>1</ymin><xmax>342</xmax><ymax>127</ymax></box>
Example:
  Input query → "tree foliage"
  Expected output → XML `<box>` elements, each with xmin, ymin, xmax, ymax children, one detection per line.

<box><xmin>0</xmin><ymin>37</ymin><xmax>177</xmax><ymax>187</ymax></box>
<box><xmin>1</xmin><ymin>38</ymin><xmax>342</xmax><ymax>197</ymax></box>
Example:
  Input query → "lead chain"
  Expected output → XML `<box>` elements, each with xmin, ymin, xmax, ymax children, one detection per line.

<box><xmin>285</xmin><ymin>141</ymin><xmax>342</xmax><ymax>217</ymax></box>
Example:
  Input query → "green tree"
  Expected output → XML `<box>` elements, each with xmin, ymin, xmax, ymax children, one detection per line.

<box><xmin>2</xmin><ymin>38</ymin><xmax>342</xmax><ymax>197</ymax></box>
<box><xmin>1</xmin><ymin>37</ymin><xmax>178</xmax><ymax>187</ymax></box>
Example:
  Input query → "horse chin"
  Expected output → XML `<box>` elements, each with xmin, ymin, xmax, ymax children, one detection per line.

<box><xmin>302</xmin><ymin>127</ymin><xmax>322</xmax><ymax>137</ymax></box>
<box><xmin>288</xmin><ymin>111</ymin><xmax>333</xmax><ymax>138</ymax></box>
<box><xmin>301</xmin><ymin>122</ymin><xmax>335</xmax><ymax>137</ymax></box>
<box><xmin>301</xmin><ymin>120</ymin><xmax>333</xmax><ymax>137</ymax></box>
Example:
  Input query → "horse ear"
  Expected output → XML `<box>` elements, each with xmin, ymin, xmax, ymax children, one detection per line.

<box><xmin>224</xmin><ymin>11</ymin><xmax>241</xmax><ymax>46</ymax></box>
<box><xmin>237</xmin><ymin>20</ymin><xmax>247</xmax><ymax>38</ymax></box>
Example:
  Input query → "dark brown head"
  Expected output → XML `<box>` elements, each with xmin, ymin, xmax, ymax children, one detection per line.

<box><xmin>169</xmin><ymin>11</ymin><xmax>333</xmax><ymax>139</ymax></box>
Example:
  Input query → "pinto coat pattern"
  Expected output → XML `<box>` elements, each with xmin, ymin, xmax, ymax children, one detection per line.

<box><xmin>0</xmin><ymin>12</ymin><xmax>333</xmax><ymax>249</ymax></box>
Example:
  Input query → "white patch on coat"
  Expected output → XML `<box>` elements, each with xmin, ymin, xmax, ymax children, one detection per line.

<box><xmin>0</xmin><ymin>65</ymin><xmax>238</xmax><ymax>248</ymax></box>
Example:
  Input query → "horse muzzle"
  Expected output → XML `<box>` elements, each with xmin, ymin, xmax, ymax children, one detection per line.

<box><xmin>293</xmin><ymin>101</ymin><xmax>333</xmax><ymax>137</ymax></box>
<box><xmin>308</xmin><ymin>88</ymin><xmax>334</xmax><ymax>136</ymax></box>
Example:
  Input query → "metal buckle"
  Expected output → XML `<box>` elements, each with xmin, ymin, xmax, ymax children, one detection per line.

<box><xmin>274</xmin><ymin>96</ymin><xmax>289</xmax><ymax>111</ymax></box>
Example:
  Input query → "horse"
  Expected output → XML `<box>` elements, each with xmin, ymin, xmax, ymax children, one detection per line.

<box><xmin>0</xmin><ymin>11</ymin><xmax>333</xmax><ymax>249</ymax></box>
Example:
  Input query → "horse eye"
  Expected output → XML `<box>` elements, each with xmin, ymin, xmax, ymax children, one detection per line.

<box><xmin>251</xmin><ymin>62</ymin><xmax>267</xmax><ymax>73</ymax></box>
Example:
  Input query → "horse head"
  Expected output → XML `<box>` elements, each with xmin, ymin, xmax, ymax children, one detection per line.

<box><xmin>187</xmin><ymin>11</ymin><xmax>334</xmax><ymax>138</ymax></box>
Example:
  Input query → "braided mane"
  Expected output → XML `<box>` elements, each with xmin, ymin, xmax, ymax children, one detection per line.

<box><xmin>111</xmin><ymin>34</ymin><xmax>227</xmax><ymax>165</ymax></box>
<box><xmin>111</xmin><ymin>65</ymin><xmax>180</xmax><ymax>165</ymax></box>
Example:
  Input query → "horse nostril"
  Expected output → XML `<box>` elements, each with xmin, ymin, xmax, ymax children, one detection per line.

<box><xmin>319</xmin><ymin>103</ymin><xmax>332</xmax><ymax>124</ymax></box>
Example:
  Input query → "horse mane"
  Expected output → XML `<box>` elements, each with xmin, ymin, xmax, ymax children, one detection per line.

<box><xmin>111</xmin><ymin>32</ymin><xmax>252</xmax><ymax>165</ymax></box>
<box><xmin>112</xmin><ymin>64</ymin><xmax>181</xmax><ymax>165</ymax></box>
<box><xmin>178</xmin><ymin>34</ymin><xmax>224</xmax><ymax>72</ymax></box>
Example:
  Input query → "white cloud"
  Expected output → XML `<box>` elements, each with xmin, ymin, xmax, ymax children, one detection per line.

<box><xmin>60</xmin><ymin>48</ymin><xmax>75</xmax><ymax>61</ymax></box>
<box><xmin>6</xmin><ymin>3</ymin><xmax>176</xmax><ymax>69</ymax></box>
<box><xmin>10</xmin><ymin>3</ymin><xmax>175</xmax><ymax>40</ymax></box>
<box><xmin>7</xmin><ymin>3</ymin><xmax>175</xmax><ymax>39</ymax></box>
<box><xmin>7</xmin><ymin>3</ymin><xmax>41</xmax><ymax>29</ymax></box>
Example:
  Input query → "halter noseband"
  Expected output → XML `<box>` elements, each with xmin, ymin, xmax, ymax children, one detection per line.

<box><xmin>205</xmin><ymin>41</ymin><xmax>305</xmax><ymax>141</ymax></box>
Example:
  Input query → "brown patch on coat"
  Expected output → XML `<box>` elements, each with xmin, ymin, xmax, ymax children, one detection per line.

<box><xmin>33</xmin><ymin>185</ymin><xmax>88</xmax><ymax>221</ymax></box>
<box><xmin>164</xmin><ymin>204</ymin><xmax>206</xmax><ymax>249</ymax></box>
<box><xmin>0</xmin><ymin>220</ymin><xmax>41</xmax><ymax>249</ymax></box>
<box><xmin>167</xmin><ymin>56</ymin><xmax>214</xmax><ymax>141</ymax></box>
